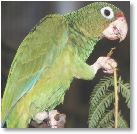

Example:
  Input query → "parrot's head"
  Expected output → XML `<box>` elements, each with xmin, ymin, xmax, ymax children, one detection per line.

<box><xmin>69</xmin><ymin>2</ymin><xmax>128</xmax><ymax>42</ymax></box>
<box><xmin>88</xmin><ymin>2</ymin><xmax>128</xmax><ymax>42</ymax></box>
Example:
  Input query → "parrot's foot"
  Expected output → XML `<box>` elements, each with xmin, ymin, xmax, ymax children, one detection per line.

<box><xmin>33</xmin><ymin>110</ymin><xmax>66</xmax><ymax>128</ymax></box>
<box><xmin>91</xmin><ymin>56</ymin><xmax>117</xmax><ymax>74</ymax></box>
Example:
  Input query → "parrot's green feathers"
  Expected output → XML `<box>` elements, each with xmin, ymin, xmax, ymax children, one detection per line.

<box><xmin>2</xmin><ymin>2</ymin><xmax>126</xmax><ymax>128</ymax></box>
<box><xmin>2</xmin><ymin>14</ymin><xmax>68</xmax><ymax>127</ymax></box>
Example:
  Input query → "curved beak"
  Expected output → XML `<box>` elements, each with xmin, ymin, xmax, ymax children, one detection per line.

<box><xmin>102</xmin><ymin>17</ymin><xmax>128</xmax><ymax>42</ymax></box>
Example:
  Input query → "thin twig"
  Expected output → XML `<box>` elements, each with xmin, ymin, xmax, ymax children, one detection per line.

<box><xmin>107</xmin><ymin>47</ymin><xmax>118</xmax><ymax>128</ymax></box>
<box><xmin>113</xmin><ymin>66</ymin><xmax>118</xmax><ymax>128</ymax></box>
<box><xmin>107</xmin><ymin>63</ymin><xmax>118</xmax><ymax>128</ymax></box>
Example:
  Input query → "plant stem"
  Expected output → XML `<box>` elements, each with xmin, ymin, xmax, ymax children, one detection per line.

<box><xmin>113</xmin><ymin>67</ymin><xmax>118</xmax><ymax>128</ymax></box>
<box><xmin>107</xmin><ymin>47</ymin><xmax>118</xmax><ymax>128</ymax></box>
<box><xmin>108</xmin><ymin>63</ymin><xmax>118</xmax><ymax>128</ymax></box>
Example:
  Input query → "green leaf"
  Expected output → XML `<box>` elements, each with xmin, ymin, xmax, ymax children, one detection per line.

<box><xmin>117</xmin><ymin>77</ymin><xmax>130</xmax><ymax>108</ymax></box>
<box><xmin>88</xmin><ymin>75</ymin><xmax>130</xmax><ymax>128</ymax></box>
<box><xmin>100</xmin><ymin>120</ymin><xmax>114</xmax><ymax>128</ymax></box>
<box><xmin>90</xmin><ymin>76</ymin><xmax>114</xmax><ymax>107</ymax></box>
<box><xmin>118</xmin><ymin>112</ymin><xmax>129</xmax><ymax>128</ymax></box>
<box><xmin>88</xmin><ymin>92</ymin><xmax>114</xmax><ymax>128</ymax></box>
<box><xmin>97</xmin><ymin>110</ymin><xmax>114</xmax><ymax>128</ymax></box>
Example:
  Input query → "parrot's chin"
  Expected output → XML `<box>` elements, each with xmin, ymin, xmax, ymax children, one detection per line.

<box><xmin>102</xmin><ymin>17</ymin><xmax>128</xmax><ymax>42</ymax></box>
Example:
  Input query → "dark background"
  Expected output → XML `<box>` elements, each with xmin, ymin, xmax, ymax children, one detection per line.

<box><xmin>1</xmin><ymin>1</ymin><xmax>130</xmax><ymax>128</ymax></box>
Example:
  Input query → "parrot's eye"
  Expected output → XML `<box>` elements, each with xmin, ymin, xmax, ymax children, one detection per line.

<box><xmin>104</xmin><ymin>9</ymin><xmax>110</xmax><ymax>16</ymax></box>
<box><xmin>100</xmin><ymin>6</ymin><xmax>114</xmax><ymax>19</ymax></box>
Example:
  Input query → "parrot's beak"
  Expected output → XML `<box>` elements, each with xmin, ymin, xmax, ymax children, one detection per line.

<box><xmin>102</xmin><ymin>17</ymin><xmax>128</xmax><ymax>42</ymax></box>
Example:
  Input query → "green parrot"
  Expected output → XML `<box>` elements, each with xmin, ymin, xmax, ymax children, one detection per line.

<box><xmin>1</xmin><ymin>2</ymin><xmax>128</xmax><ymax>128</ymax></box>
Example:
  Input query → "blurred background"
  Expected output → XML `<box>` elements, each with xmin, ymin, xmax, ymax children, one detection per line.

<box><xmin>1</xmin><ymin>1</ymin><xmax>130</xmax><ymax>128</ymax></box>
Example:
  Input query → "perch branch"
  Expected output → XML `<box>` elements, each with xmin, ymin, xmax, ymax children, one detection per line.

<box><xmin>107</xmin><ymin>47</ymin><xmax>118</xmax><ymax>128</ymax></box>
<box><xmin>108</xmin><ymin>63</ymin><xmax>118</xmax><ymax>128</ymax></box>
<box><xmin>113</xmin><ymin>66</ymin><xmax>118</xmax><ymax>128</ymax></box>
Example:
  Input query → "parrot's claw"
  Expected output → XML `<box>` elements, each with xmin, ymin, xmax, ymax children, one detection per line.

<box><xmin>101</xmin><ymin>58</ymin><xmax>117</xmax><ymax>74</ymax></box>
<box><xmin>48</xmin><ymin>110</ymin><xmax>66</xmax><ymax>128</ymax></box>
<box><xmin>98</xmin><ymin>57</ymin><xmax>117</xmax><ymax>74</ymax></box>
<box><xmin>91</xmin><ymin>57</ymin><xmax>117</xmax><ymax>74</ymax></box>
<box><xmin>34</xmin><ymin>110</ymin><xmax>66</xmax><ymax>128</ymax></box>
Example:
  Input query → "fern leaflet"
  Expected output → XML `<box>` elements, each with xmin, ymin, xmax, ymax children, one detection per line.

<box><xmin>96</xmin><ymin>110</ymin><xmax>114</xmax><ymax>128</ymax></box>
<box><xmin>89</xmin><ymin>76</ymin><xmax>114</xmax><ymax>107</ymax></box>
<box><xmin>88</xmin><ymin>75</ymin><xmax>130</xmax><ymax>128</ymax></box>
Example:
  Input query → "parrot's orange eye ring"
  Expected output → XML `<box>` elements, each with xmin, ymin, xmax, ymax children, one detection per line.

<box><xmin>100</xmin><ymin>6</ymin><xmax>114</xmax><ymax>19</ymax></box>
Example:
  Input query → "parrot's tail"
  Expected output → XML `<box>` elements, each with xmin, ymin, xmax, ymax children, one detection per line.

<box><xmin>1</xmin><ymin>113</ymin><xmax>9</xmax><ymax>128</ymax></box>
<box><xmin>1</xmin><ymin>103</ymin><xmax>16</xmax><ymax>128</ymax></box>
<box><xmin>1</xmin><ymin>120</ymin><xmax>6</xmax><ymax>128</ymax></box>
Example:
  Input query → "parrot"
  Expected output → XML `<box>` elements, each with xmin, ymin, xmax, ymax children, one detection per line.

<box><xmin>1</xmin><ymin>2</ymin><xmax>128</xmax><ymax>128</ymax></box>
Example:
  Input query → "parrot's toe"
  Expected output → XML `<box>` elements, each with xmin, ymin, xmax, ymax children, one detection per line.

<box><xmin>54</xmin><ymin>113</ymin><xmax>66</xmax><ymax>128</ymax></box>
<box><xmin>34</xmin><ymin>110</ymin><xmax>49</xmax><ymax>124</ymax></box>
<box><xmin>96</xmin><ymin>57</ymin><xmax>117</xmax><ymax>74</ymax></box>
<box><xmin>101</xmin><ymin>58</ymin><xmax>117</xmax><ymax>74</ymax></box>
<box><xmin>48</xmin><ymin>110</ymin><xmax>66</xmax><ymax>128</ymax></box>
<box><xmin>32</xmin><ymin>110</ymin><xmax>66</xmax><ymax>128</ymax></box>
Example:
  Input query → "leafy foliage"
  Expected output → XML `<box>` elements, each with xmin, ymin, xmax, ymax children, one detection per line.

<box><xmin>96</xmin><ymin>110</ymin><xmax>114</xmax><ymax>128</ymax></box>
<box><xmin>117</xmin><ymin>111</ymin><xmax>129</xmax><ymax>128</ymax></box>
<box><xmin>88</xmin><ymin>75</ymin><xmax>130</xmax><ymax>128</ymax></box>
<box><xmin>118</xmin><ymin>77</ymin><xmax>130</xmax><ymax>108</ymax></box>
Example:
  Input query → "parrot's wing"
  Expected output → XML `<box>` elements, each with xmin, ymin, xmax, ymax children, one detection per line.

<box><xmin>2</xmin><ymin>14</ymin><xmax>68</xmax><ymax>125</ymax></box>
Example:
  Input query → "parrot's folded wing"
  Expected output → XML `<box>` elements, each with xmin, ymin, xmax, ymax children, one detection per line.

<box><xmin>2</xmin><ymin>14</ymin><xmax>68</xmax><ymax>126</ymax></box>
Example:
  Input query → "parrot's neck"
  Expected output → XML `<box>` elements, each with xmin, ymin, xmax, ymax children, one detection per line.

<box><xmin>67</xmin><ymin>27</ymin><xmax>99</xmax><ymax>61</ymax></box>
<box><xmin>63</xmin><ymin>13</ymin><xmax>103</xmax><ymax>61</ymax></box>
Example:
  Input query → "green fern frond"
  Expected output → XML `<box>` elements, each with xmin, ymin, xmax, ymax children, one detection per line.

<box><xmin>89</xmin><ymin>76</ymin><xmax>114</xmax><ymax>107</ymax></box>
<box><xmin>118</xmin><ymin>112</ymin><xmax>129</xmax><ymax>128</ymax></box>
<box><xmin>88</xmin><ymin>92</ymin><xmax>114</xmax><ymax>128</ymax></box>
<box><xmin>88</xmin><ymin>75</ymin><xmax>130</xmax><ymax>128</ymax></box>
<box><xmin>118</xmin><ymin>77</ymin><xmax>130</xmax><ymax>108</ymax></box>
<box><xmin>100</xmin><ymin>120</ymin><xmax>114</xmax><ymax>128</ymax></box>
<box><xmin>96</xmin><ymin>110</ymin><xmax>114</xmax><ymax>128</ymax></box>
